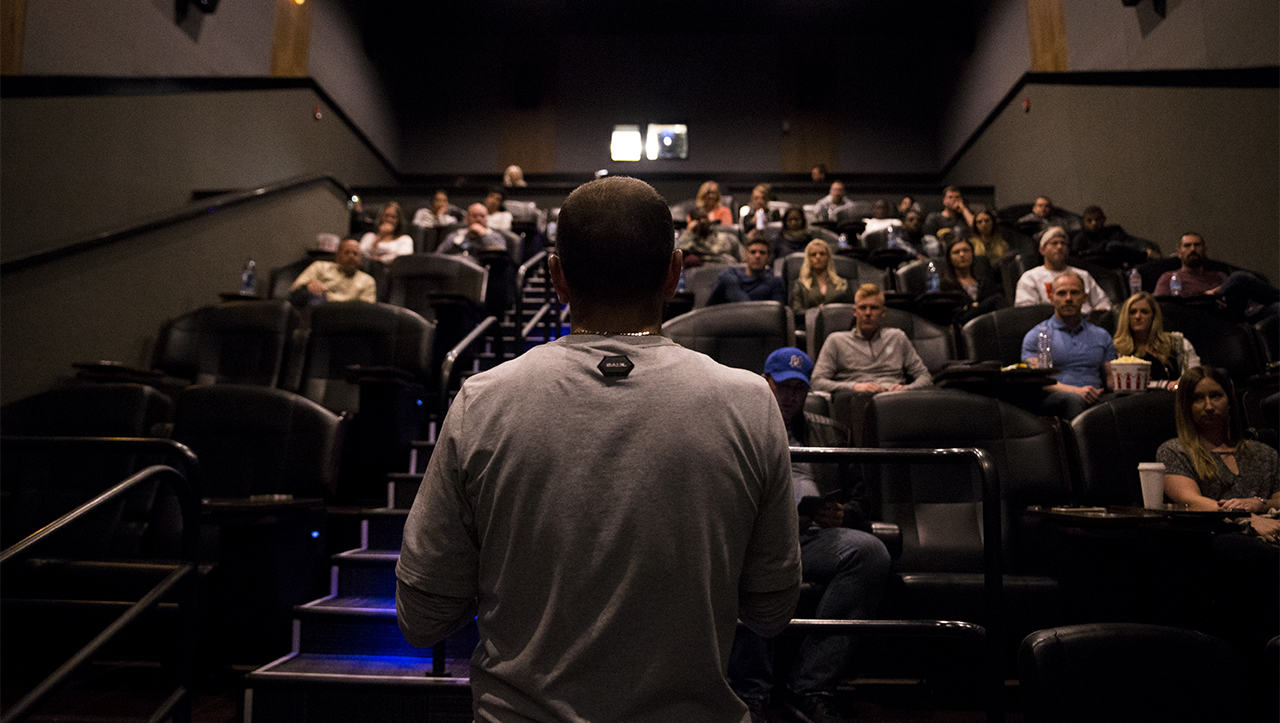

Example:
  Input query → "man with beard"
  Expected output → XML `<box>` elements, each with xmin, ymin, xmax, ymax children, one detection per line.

<box><xmin>1156</xmin><ymin>233</ymin><xmax>1279</xmax><ymax>320</ymax></box>
<box><xmin>1155</xmin><ymin>233</ymin><xmax>1225</xmax><ymax>296</ymax></box>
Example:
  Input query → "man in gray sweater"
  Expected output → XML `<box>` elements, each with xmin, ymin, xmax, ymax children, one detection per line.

<box><xmin>812</xmin><ymin>283</ymin><xmax>932</xmax><ymax>394</ymax></box>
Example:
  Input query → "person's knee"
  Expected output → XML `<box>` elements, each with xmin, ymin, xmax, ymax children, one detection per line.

<box><xmin>833</xmin><ymin>529</ymin><xmax>891</xmax><ymax>577</ymax></box>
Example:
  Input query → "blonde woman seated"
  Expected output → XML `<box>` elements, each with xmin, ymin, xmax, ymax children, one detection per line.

<box><xmin>689</xmin><ymin>180</ymin><xmax>734</xmax><ymax>227</ymax></box>
<box><xmin>1158</xmin><ymin>365</ymin><xmax>1278</xmax><ymax>543</ymax></box>
<box><xmin>790</xmin><ymin>239</ymin><xmax>856</xmax><ymax>317</ymax></box>
<box><xmin>1113</xmin><ymin>292</ymin><xmax>1199</xmax><ymax>390</ymax></box>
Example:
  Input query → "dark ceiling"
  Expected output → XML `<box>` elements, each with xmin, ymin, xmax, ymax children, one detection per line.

<box><xmin>343</xmin><ymin>0</ymin><xmax>982</xmax><ymax>104</ymax></box>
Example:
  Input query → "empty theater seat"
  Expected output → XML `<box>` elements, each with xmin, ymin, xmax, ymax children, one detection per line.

<box><xmin>662</xmin><ymin>300</ymin><xmax>794</xmax><ymax>373</ymax></box>
<box><xmin>1019</xmin><ymin>623</ymin><xmax>1247</xmax><ymax>723</ymax></box>
<box><xmin>152</xmin><ymin>299</ymin><xmax>301</xmax><ymax>387</ymax></box>
<box><xmin>1069</xmin><ymin>390</ymin><xmax>1177</xmax><ymax>507</ymax></box>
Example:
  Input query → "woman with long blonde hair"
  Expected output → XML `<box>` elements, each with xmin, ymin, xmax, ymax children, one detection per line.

<box><xmin>1113</xmin><ymin>292</ymin><xmax>1199</xmax><ymax>388</ymax></box>
<box><xmin>691</xmin><ymin>181</ymin><xmax>733</xmax><ymax>227</ymax></box>
<box><xmin>789</xmin><ymin>238</ymin><xmax>855</xmax><ymax>317</ymax></box>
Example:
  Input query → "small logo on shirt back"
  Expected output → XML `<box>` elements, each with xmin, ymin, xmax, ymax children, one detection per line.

<box><xmin>597</xmin><ymin>355</ymin><xmax>634</xmax><ymax>378</ymax></box>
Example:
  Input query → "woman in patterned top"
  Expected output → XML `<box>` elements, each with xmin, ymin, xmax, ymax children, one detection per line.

<box><xmin>1157</xmin><ymin>365</ymin><xmax>1278</xmax><ymax>542</ymax></box>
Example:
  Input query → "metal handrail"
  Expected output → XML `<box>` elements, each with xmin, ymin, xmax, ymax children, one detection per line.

<box><xmin>438</xmin><ymin>315</ymin><xmax>500</xmax><ymax>421</ymax></box>
<box><xmin>1</xmin><ymin>174</ymin><xmax>352</xmax><ymax>274</ymax></box>
<box><xmin>521</xmin><ymin>304</ymin><xmax>552</xmax><ymax>341</ymax></box>
<box><xmin>514</xmin><ymin>250</ymin><xmax>549</xmax><ymax>352</ymax></box>
<box><xmin>0</xmin><ymin>464</ymin><xmax>199</xmax><ymax>723</ymax></box>
<box><xmin>0</xmin><ymin>437</ymin><xmax>201</xmax><ymax>562</ymax></box>
<box><xmin>785</xmin><ymin>446</ymin><xmax>1003</xmax><ymax>723</ymax></box>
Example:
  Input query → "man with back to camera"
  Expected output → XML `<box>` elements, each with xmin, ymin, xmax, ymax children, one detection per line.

<box><xmin>1014</xmin><ymin>226</ymin><xmax>1112</xmax><ymax>313</ymax></box>
<box><xmin>396</xmin><ymin>176</ymin><xmax>802</xmax><ymax>723</ymax></box>
<box><xmin>1021</xmin><ymin>272</ymin><xmax>1117</xmax><ymax>420</ymax></box>
<box><xmin>437</xmin><ymin>202</ymin><xmax>508</xmax><ymax>258</ymax></box>
<box><xmin>707</xmin><ymin>236</ymin><xmax>787</xmax><ymax>306</ymax></box>
<box><xmin>1154</xmin><ymin>233</ymin><xmax>1279</xmax><ymax>320</ymax></box>
<box><xmin>289</xmin><ymin>238</ymin><xmax>377</xmax><ymax>304</ymax></box>
<box><xmin>729</xmin><ymin>347</ymin><xmax>891</xmax><ymax>723</ymax></box>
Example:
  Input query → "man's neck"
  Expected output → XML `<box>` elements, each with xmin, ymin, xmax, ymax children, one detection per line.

<box><xmin>1055</xmin><ymin>313</ymin><xmax>1083</xmax><ymax>329</ymax></box>
<box><xmin>747</xmin><ymin>267</ymin><xmax>768</xmax><ymax>278</ymax></box>
<box><xmin>1044</xmin><ymin>260</ymin><xmax>1067</xmax><ymax>272</ymax></box>
<box><xmin>569</xmin><ymin>304</ymin><xmax>664</xmax><ymax>336</ymax></box>
<box><xmin>856</xmin><ymin>326</ymin><xmax>880</xmax><ymax>340</ymax></box>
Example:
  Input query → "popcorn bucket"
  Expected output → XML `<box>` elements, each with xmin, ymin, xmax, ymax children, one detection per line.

<box><xmin>1110</xmin><ymin>358</ymin><xmax>1151</xmax><ymax>392</ymax></box>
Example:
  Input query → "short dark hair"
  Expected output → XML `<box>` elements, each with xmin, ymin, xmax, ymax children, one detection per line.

<box><xmin>555</xmin><ymin>177</ymin><xmax>675</xmax><ymax>306</ymax></box>
<box><xmin>746</xmin><ymin>237</ymin><xmax>771</xmax><ymax>253</ymax></box>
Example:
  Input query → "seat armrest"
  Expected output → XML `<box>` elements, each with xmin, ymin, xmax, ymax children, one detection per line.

<box><xmin>342</xmin><ymin>364</ymin><xmax>417</xmax><ymax>384</ymax></box>
<box><xmin>871</xmin><ymin>521</ymin><xmax>902</xmax><ymax>559</ymax></box>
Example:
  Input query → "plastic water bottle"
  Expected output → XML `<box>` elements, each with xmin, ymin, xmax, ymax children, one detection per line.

<box><xmin>755</xmin><ymin>208</ymin><xmax>766</xmax><ymax>231</ymax></box>
<box><xmin>837</xmin><ymin>233</ymin><xmax>849</xmax><ymax>251</ymax></box>
<box><xmin>1129</xmin><ymin>268</ymin><xmax>1142</xmax><ymax>296</ymax></box>
<box><xmin>925</xmin><ymin>260</ymin><xmax>940</xmax><ymax>293</ymax></box>
<box><xmin>240</xmin><ymin>259</ymin><xmax>256</xmax><ymax>296</ymax></box>
<box><xmin>677</xmin><ymin>269</ymin><xmax>686</xmax><ymax>293</ymax></box>
<box><xmin>1036</xmin><ymin>329</ymin><xmax>1053</xmax><ymax>369</ymax></box>
<box><xmin>1169</xmin><ymin>273</ymin><xmax>1181</xmax><ymax>297</ymax></box>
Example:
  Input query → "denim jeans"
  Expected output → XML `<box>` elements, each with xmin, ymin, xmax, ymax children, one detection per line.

<box><xmin>728</xmin><ymin>527</ymin><xmax>891</xmax><ymax>704</ymax></box>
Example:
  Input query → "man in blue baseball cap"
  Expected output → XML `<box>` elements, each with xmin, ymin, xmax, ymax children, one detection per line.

<box><xmin>730</xmin><ymin>347</ymin><xmax>891</xmax><ymax>723</ymax></box>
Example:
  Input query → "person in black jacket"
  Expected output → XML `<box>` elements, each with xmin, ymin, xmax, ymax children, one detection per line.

<box><xmin>940</xmin><ymin>236</ymin><xmax>1004</xmax><ymax>325</ymax></box>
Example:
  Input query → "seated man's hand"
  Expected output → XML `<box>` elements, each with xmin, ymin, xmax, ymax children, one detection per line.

<box><xmin>1057</xmin><ymin>384</ymin><xmax>1102</xmax><ymax>404</ymax></box>
<box><xmin>306</xmin><ymin>280</ymin><xmax>328</xmax><ymax>296</ymax></box>
<box><xmin>815</xmin><ymin>501</ymin><xmax>844</xmax><ymax>529</ymax></box>
<box><xmin>888</xmin><ymin>383</ymin><xmax>910</xmax><ymax>392</ymax></box>
<box><xmin>1248</xmin><ymin>514</ymin><xmax>1278</xmax><ymax>543</ymax></box>
<box><xmin>468</xmin><ymin>222</ymin><xmax>488</xmax><ymax>236</ymax></box>
<box><xmin>852</xmin><ymin>382</ymin><xmax>887</xmax><ymax>393</ymax></box>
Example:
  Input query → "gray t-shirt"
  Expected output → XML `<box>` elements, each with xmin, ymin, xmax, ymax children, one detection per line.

<box><xmin>398</xmin><ymin>334</ymin><xmax>800</xmax><ymax>722</ymax></box>
<box><xmin>1156</xmin><ymin>438</ymin><xmax>1279</xmax><ymax>501</ymax></box>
